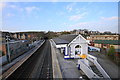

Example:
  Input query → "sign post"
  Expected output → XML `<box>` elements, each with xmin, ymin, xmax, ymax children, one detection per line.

<box><xmin>6</xmin><ymin>36</ymin><xmax>11</xmax><ymax>63</ymax></box>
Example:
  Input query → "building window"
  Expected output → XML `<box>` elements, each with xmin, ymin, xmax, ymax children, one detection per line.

<box><xmin>75</xmin><ymin>45</ymin><xmax>81</xmax><ymax>48</ymax></box>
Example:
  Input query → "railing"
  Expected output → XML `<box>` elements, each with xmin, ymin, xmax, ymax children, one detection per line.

<box><xmin>78</xmin><ymin>59</ymin><xmax>100</xmax><ymax>78</ymax></box>
<box><xmin>87</xmin><ymin>54</ymin><xmax>111</xmax><ymax>79</ymax></box>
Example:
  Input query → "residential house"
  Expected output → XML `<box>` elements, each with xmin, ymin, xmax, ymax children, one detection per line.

<box><xmin>87</xmin><ymin>35</ymin><xmax>119</xmax><ymax>41</ymax></box>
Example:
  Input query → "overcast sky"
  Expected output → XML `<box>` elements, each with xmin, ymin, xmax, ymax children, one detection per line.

<box><xmin>1</xmin><ymin>2</ymin><xmax>118</xmax><ymax>33</ymax></box>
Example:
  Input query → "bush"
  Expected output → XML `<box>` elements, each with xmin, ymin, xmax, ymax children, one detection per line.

<box><xmin>107</xmin><ymin>46</ymin><xmax>115</xmax><ymax>57</ymax></box>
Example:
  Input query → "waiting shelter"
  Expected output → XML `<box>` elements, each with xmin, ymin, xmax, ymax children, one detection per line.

<box><xmin>52</xmin><ymin>34</ymin><xmax>89</xmax><ymax>59</ymax></box>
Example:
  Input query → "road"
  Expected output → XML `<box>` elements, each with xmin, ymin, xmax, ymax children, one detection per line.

<box><xmin>6</xmin><ymin>40</ymin><xmax>53</xmax><ymax>79</ymax></box>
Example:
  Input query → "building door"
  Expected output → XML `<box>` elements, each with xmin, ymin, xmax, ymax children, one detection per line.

<box><xmin>61</xmin><ymin>47</ymin><xmax>65</xmax><ymax>55</ymax></box>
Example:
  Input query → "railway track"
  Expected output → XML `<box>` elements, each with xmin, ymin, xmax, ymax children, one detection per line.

<box><xmin>39</xmin><ymin>42</ymin><xmax>53</xmax><ymax>79</ymax></box>
<box><xmin>5</xmin><ymin>40</ymin><xmax>53</xmax><ymax>80</ymax></box>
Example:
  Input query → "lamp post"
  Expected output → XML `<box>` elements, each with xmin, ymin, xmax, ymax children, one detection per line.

<box><xmin>6</xmin><ymin>36</ymin><xmax>11</xmax><ymax>63</ymax></box>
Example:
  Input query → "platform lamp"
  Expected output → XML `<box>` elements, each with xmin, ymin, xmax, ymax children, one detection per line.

<box><xmin>6</xmin><ymin>36</ymin><xmax>11</xmax><ymax>63</ymax></box>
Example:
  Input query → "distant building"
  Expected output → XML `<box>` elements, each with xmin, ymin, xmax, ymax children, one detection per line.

<box><xmin>0</xmin><ymin>43</ymin><xmax>6</xmax><ymax>56</ymax></box>
<box><xmin>87</xmin><ymin>35</ymin><xmax>120</xmax><ymax>53</ymax></box>
<box><xmin>13</xmin><ymin>33</ymin><xmax>17</xmax><ymax>39</ymax></box>
<box><xmin>103</xmin><ymin>31</ymin><xmax>112</xmax><ymax>35</ymax></box>
<box><xmin>79</xmin><ymin>29</ymin><xmax>88</xmax><ymax>35</ymax></box>
<box><xmin>11</xmin><ymin>33</ymin><xmax>28</xmax><ymax>40</ymax></box>
<box><xmin>52</xmin><ymin>34</ymin><xmax>89</xmax><ymax>59</ymax></box>
<box><xmin>93</xmin><ymin>40</ymin><xmax>120</xmax><ymax>49</ymax></box>
<box><xmin>89</xmin><ymin>31</ymin><xmax>100</xmax><ymax>35</ymax></box>
<box><xmin>1</xmin><ymin>32</ymin><xmax>10</xmax><ymax>42</ymax></box>
<box><xmin>28</xmin><ymin>34</ymin><xmax>34</xmax><ymax>40</ymax></box>
<box><xmin>87</xmin><ymin>35</ymin><xmax>119</xmax><ymax>41</ymax></box>
<box><xmin>20</xmin><ymin>33</ymin><xmax>26</xmax><ymax>40</ymax></box>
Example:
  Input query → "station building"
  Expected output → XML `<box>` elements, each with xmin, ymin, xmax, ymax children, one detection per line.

<box><xmin>52</xmin><ymin>34</ymin><xmax>89</xmax><ymax>59</ymax></box>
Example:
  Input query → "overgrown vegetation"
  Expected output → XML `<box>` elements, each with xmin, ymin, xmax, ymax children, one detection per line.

<box><xmin>107</xmin><ymin>46</ymin><xmax>115</xmax><ymax>58</ymax></box>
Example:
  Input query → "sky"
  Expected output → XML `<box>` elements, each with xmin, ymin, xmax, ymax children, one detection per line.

<box><xmin>1</xmin><ymin>2</ymin><xmax>118</xmax><ymax>33</ymax></box>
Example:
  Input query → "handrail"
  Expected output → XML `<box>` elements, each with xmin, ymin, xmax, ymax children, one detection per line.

<box><xmin>94</xmin><ymin>60</ymin><xmax>110</xmax><ymax>78</ymax></box>
<box><xmin>78</xmin><ymin>59</ymin><xmax>100</xmax><ymax>78</ymax></box>
<box><xmin>87</xmin><ymin>54</ymin><xmax>111</xmax><ymax>79</ymax></box>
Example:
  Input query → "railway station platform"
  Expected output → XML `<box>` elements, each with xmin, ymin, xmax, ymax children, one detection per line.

<box><xmin>50</xmin><ymin>40</ymin><xmax>83</xmax><ymax>79</ymax></box>
<box><xmin>0</xmin><ymin>40</ymin><xmax>45</xmax><ymax>79</ymax></box>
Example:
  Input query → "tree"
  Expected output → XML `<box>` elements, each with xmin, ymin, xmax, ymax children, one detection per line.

<box><xmin>107</xmin><ymin>46</ymin><xmax>115</xmax><ymax>57</ymax></box>
<box><xmin>61</xmin><ymin>31</ymin><xmax>71</xmax><ymax>35</ymax></box>
<box><xmin>45</xmin><ymin>31</ymin><xmax>58</xmax><ymax>39</ymax></box>
<box><xmin>103</xmin><ymin>31</ymin><xmax>112</xmax><ymax>35</ymax></box>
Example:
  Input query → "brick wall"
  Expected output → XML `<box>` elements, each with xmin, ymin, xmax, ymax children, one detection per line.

<box><xmin>0</xmin><ymin>44</ymin><xmax>6</xmax><ymax>55</ymax></box>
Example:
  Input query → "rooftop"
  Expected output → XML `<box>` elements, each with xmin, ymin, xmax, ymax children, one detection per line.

<box><xmin>52</xmin><ymin>34</ymin><xmax>78</xmax><ymax>45</ymax></box>
<box><xmin>90</xmin><ymin>35</ymin><xmax>119</xmax><ymax>37</ymax></box>
<box><xmin>94</xmin><ymin>40</ymin><xmax>120</xmax><ymax>45</ymax></box>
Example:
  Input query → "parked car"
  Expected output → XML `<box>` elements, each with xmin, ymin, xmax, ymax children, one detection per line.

<box><xmin>88</xmin><ymin>46</ymin><xmax>100</xmax><ymax>52</ymax></box>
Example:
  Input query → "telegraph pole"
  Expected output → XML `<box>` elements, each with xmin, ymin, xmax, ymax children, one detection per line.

<box><xmin>6</xmin><ymin>36</ymin><xmax>11</xmax><ymax>63</ymax></box>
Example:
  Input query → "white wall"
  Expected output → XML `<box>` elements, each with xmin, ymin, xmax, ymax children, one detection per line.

<box><xmin>56</xmin><ymin>44</ymin><xmax>68</xmax><ymax>56</ymax></box>
<box><xmin>56</xmin><ymin>44</ymin><xmax>67</xmax><ymax>48</ymax></box>
<box><xmin>54</xmin><ymin>35</ymin><xmax>88</xmax><ymax>58</ymax></box>
<box><xmin>69</xmin><ymin>35</ymin><xmax>88</xmax><ymax>58</ymax></box>
<box><xmin>70</xmin><ymin>43</ymin><xmax>88</xmax><ymax>57</ymax></box>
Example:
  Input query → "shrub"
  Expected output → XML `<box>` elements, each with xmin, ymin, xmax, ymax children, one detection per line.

<box><xmin>107</xmin><ymin>46</ymin><xmax>115</xmax><ymax>57</ymax></box>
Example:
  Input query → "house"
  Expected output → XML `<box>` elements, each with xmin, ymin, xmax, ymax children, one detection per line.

<box><xmin>87</xmin><ymin>35</ymin><xmax>119</xmax><ymax>41</ymax></box>
<box><xmin>92</xmin><ymin>40</ymin><xmax>120</xmax><ymax>50</ymax></box>
<box><xmin>52</xmin><ymin>34</ymin><xmax>89</xmax><ymax>59</ymax></box>
<box><xmin>87</xmin><ymin>35</ymin><xmax>119</xmax><ymax>49</ymax></box>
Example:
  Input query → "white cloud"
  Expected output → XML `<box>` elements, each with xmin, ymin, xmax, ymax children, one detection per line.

<box><xmin>66</xmin><ymin>2</ymin><xmax>76</xmax><ymax>12</ymax></box>
<box><xmin>69</xmin><ymin>12</ymin><xmax>87</xmax><ymax>21</ymax></box>
<box><xmin>6</xmin><ymin>4</ymin><xmax>39</xmax><ymax>14</ymax></box>
<box><xmin>25</xmin><ymin>6</ymin><xmax>39</xmax><ymax>14</ymax></box>
<box><xmin>75</xmin><ymin>8</ymin><xmax>86</xmax><ymax>14</ymax></box>
<box><xmin>101</xmin><ymin>16</ymin><xmax>118</xmax><ymax>21</ymax></box>
<box><xmin>7</xmin><ymin>4</ymin><xmax>24</xmax><ymax>12</ymax></box>
<box><xmin>70</xmin><ymin>16</ymin><xmax>118</xmax><ymax>33</ymax></box>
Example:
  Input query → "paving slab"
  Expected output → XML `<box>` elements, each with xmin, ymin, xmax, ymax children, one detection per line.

<box><xmin>50</xmin><ymin>40</ymin><xmax>62</xmax><ymax>78</ymax></box>
<box><xmin>55</xmin><ymin>47</ymin><xmax>81</xmax><ymax>79</ymax></box>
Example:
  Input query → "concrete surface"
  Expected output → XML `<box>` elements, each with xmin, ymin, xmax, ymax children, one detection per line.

<box><xmin>50</xmin><ymin>40</ymin><xmax>63</xmax><ymax>78</ymax></box>
<box><xmin>55</xmin><ymin>46</ymin><xmax>81</xmax><ymax>79</ymax></box>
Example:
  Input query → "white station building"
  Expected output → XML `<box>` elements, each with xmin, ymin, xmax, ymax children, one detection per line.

<box><xmin>52</xmin><ymin>34</ymin><xmax>89</xmax><ymax>59</ymax></box>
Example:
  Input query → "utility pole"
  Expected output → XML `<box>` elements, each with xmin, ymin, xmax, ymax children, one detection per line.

<box><xmin>6</xmin><ymin>36</ymin><xmax>11</xmax><ymax>63</ymax></box>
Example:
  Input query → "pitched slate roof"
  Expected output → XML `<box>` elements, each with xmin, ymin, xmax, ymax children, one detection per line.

<box><xmin>94</xmin><ymin>40</ymin><xmax>120</xmax><ymax>45</ymax></box>
<box><xmin>52</xmin><ymin>34</ymin><xmax>78</xmax><ymax>45</ymax></box>
<box><xmin>52</xmin><ymin>38</ymin><xmax>69</xmax><ymax>45</ymax></box>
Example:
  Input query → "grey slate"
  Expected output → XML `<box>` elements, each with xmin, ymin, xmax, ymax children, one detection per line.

<box><xmin>53</xmin><ymin>34</ymin><xmax>78</xmax><ymax>45</ymax></box>
<box><xmin>52</xmin><ymin>38</ymin><xmax>69</xmax><ymax>45</ymax></box>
